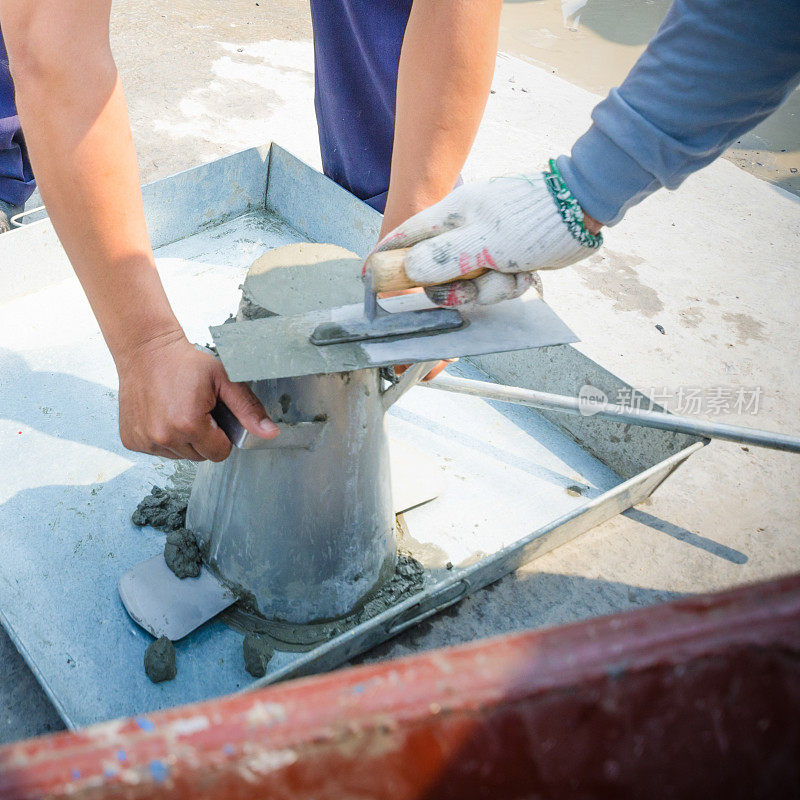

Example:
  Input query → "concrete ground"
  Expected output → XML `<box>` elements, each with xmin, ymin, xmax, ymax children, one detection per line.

<box><xmin>498</xmin><ymin>0</ymin><xmax>799</xmax><ymax>196</ymax></box>
<box><xmin>1</xmin><ymin>0</ymin><xmax>799</xmax><ymax>743</ymax></box>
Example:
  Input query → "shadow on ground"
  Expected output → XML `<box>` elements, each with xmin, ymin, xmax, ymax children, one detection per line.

<box><xmin>0</xmin><ymin>628</ymin><xmax>65</xmax><ymax>744</ymax></box>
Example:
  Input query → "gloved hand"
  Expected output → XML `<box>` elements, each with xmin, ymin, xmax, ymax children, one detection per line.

<box><xmin>376</xmin><ymin>160</ymin><xmax>603</xmax><ymax>307</ymax></box>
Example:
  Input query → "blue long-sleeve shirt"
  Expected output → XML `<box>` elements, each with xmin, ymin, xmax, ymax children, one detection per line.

<box><xmin>557</xmin><ymin>0</ymin><xmax>800</xmax><ymax>226</ymax></box>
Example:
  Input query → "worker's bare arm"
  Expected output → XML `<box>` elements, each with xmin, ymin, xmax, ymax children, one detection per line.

<box><xmin>0</xmin><ymin>0</ymin><xmax>276</xmax><ymax>459</ymax></box>
<box><xmin>0</xmin><ymin>1</ymin><xmax>177</xmax><ymax>363</ymax></box>
<box><xmin>380</xmin><ymin>0</ymin><xmax>503</xmax><ymax>237</ymax></box>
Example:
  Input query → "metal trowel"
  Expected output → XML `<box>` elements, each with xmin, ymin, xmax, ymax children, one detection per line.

<box><xmin>211</xmin><ymin>248</ymin><xmax>578</xmax><ymax>383</ymax></box>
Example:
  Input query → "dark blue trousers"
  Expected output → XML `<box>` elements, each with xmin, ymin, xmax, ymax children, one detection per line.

<box><xmin>309</xmin><ymin>0</ymin><xmax>412</xmax><ymax>213</ymax></box>
<box><xmin>0</xmin><ymin>28</ymin><xmax>34</xmax><ymax>207</ymax></box>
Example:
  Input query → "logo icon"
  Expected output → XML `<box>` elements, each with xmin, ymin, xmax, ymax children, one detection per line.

<box><xmin>578</xmin><ymin>384</ymin><xmax>607</xmax><ymax>416</ymax></box>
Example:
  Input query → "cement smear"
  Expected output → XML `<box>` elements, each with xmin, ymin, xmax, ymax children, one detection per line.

<box><xmin>242</xmin><ymin>633</ymin><xmax>273</xmax><ymax>678</ymax></box>
<box><xmin>144</xmin><ymin>636</ymin><xmax>177</xmax><ymax>683</ymax></box>
<box><xmin>132</xmin><ymin>461</ymin><xmax>194</xmax><ymax>532</ymax></box>
<box><xmin>241</xmin><ymin>242</ymin><xmax>364</xmax><ymax>316</ymax></box>
<box><xmin>164</xmin><ymin>528</ymin><xmax>202</xmax><ymax>579</ymax></box>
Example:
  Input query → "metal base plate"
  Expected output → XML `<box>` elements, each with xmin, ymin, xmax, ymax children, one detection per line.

<box><xmin>390</xmin><ymin>439</ymin><xmax>444</xmax><ymax>513</ymax></box>
<box><xmin>0</xmin><ymin>146</ymin><xmax>699</xmax><ymax>729</ymax></box>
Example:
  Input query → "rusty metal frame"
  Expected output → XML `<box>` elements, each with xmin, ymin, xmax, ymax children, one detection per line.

<box><xmin>1</xmin><ymin>573</ymin><xmax>798</xmax><ymax>799</ymax></box>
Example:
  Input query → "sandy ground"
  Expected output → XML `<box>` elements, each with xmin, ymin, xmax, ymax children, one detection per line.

<box><xmin>1</xmin><ymin>0</ymin><xmax>799</xmax><ymax>743</ymax></box>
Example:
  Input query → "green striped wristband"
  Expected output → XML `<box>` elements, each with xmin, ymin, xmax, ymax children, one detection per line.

<box><xmin>543</xmin><ymin>158</ymin><xmax>603</xmax><ymax>249</ymax></box>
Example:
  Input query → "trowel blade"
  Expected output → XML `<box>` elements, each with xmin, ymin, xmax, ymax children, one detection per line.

<box><xmin>211</xmin><ymin>292</ymin><xmax>578</xmax><ymax>382</ymax></box>
<box><xmin>118</xmin><ymin>555</ymin><xmax>236</xmax><ymax>641</ymax></box>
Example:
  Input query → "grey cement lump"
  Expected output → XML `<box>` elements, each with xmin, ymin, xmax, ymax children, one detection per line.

<box><xmin>243</xmin><ymin>633</ymin><xmax>273</xmax><ymax>678</ymax></box>
<box><xmin>164</xmin><ymin>528</ymin><xmax>202</xmax><ymax>579</ymax></box>
<box><xmin>144</xmin><ymin>636</ymin><xmax>177</xmax><ymax>683</ymax></box>
<box><xmin>132</xmin><ymin>485</ymin><xmax>187</xmax><ymax>532</ymax></box>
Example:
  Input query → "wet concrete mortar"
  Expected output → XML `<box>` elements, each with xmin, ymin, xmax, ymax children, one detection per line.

<box><xmin>132</xmin><ymin>476</ymin><xmax>426</xmax><ymax>674</ymax></box>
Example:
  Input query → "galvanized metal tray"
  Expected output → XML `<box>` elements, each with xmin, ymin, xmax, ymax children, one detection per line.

<box><xmin>0</xmin><ymin>144</ymin><xmax>705</xmax><ymax>728</ymax></box>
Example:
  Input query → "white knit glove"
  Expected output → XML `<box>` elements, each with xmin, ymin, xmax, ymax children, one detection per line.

<box><xmin>377</xmin><ymin>161</ymin><xmax>603</xmax><ymax>307</ymax></box>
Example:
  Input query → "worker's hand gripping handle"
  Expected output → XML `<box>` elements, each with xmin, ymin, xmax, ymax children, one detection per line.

<box><xmin>366</xmin><ymin>248</ymin><xmax>488</xmax><ymax>293</ymax></box>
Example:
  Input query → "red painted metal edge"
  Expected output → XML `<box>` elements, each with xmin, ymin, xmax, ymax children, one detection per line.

<box><xmin>1</xmin><ymin>574</ymin><xmax>799</xmax><ymax>799</ymax></box>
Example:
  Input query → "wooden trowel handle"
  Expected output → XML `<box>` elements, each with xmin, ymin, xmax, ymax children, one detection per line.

<box><xmin>366</xmin><ymin>248</ymin><xmax>489</xmax><ymax>293</ymax></box>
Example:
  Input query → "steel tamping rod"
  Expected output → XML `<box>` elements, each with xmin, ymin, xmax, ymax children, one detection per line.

<box><xmin>423</xmin><ymin>374</ymin><xmax>800</xmax><ymax>454</ymax></box>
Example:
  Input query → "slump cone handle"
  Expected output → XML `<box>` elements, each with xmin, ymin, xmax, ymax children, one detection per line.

<box><xmin>366</xmin><ymin>248</ymin><xmax>489</xmax><ymax>293</ymax></box>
